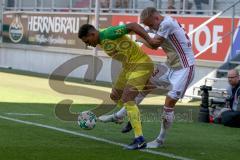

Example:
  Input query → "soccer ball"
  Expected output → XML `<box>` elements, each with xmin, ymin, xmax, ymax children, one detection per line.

<box><xmin>77</xmin><ymin>111</ymin><xmax>97</xmax><ymax>130</ymax></box>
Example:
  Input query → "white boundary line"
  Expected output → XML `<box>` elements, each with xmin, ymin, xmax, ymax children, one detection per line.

<box><xmin>0</xmin><ymin>115</ymin><xmax>194</xmax><ymax>160</ymax></box>
<box><xmin>5</xmin><ymin>113</ymin><xmax>44</xmax><ymax>116</ymax></box>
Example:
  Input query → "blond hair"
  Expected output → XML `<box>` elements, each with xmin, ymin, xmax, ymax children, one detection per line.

<box><xmin>140</xmin><ymin>7</ymin><xmax>158</xmax><ymax>22</ymax></box>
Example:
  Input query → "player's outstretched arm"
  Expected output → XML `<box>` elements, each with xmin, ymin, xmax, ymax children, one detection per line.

<box><xmin>136</xmin><ymin>37</ymin><xmax>156</xmax><ymax>49</ymax></box>
<box><xmin>126</xmin><ymin>22</ymin><xmax>163</xmax><ymax>49</ymax></box>
<box><xmin>126</xmin><ymin>23</ymin><xmax>154</xmax><ymax>46</ymax></box>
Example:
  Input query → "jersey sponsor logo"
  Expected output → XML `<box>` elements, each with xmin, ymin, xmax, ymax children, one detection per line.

<box><xmin>103</xmin><ymin>41</ymin><xmax>116</xmax><ymax>52</ymax></box>
<box><xmin>119</xmin><ymin>40</ymin><xmax>131</xmax><ymax>50</ymax></box>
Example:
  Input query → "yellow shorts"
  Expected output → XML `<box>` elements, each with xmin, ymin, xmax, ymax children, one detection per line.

<box><xmin>114</xmin><ymin>59</ymin><xmax>153</xmax><ymax>91</ymax></box>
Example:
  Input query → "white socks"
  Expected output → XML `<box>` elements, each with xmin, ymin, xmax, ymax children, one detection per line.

<box><xmin>135</xmin><ymin>91</ymin><xmax>147</xmax><ymax>105</ymax></box>
<box><xmin>157</xmin><ymin>106</ymin><xmax>174</xmax><ymax>141</ymax></box>
<box><xmin>115</xmin><ymin>107</ymin><xmax>127</xmax><ymax>119</ymax></box>
<box><xmin>115</xmin><ymin>104</ymin><xmax>174</xmax><ymax>144</ymax></box>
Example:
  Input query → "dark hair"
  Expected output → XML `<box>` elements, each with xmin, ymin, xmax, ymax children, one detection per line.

<box><xmin>78</xmin><ymin>24</ymin><xmax>96</xmax><ymax>39</ymax></box>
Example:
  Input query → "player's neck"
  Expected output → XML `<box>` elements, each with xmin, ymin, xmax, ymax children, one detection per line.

<box><xmin>159</xmin><ymin>15</ymin><xmax>164</xmax><ymax>24</ymax></box>
<box><xmin>157</xmin><ymin>16</ymin><xmax>164</xmax><ymax>28</ymax></box>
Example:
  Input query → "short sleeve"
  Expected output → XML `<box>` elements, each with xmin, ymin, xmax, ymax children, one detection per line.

<box><xmin>156</xmin><ymin>21</ymin><xmax>172</xmax><ymax>39</ymax></box>
<box><xmin>100</xmin><ymin>25</ymin><xmax>129</xmax><ymax>41</ymax></box>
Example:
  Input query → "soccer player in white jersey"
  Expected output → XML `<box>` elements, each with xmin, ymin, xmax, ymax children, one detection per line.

<box><xmin>99</xmin><ymin>7</ymin><xmax>195</xmax><ymax>148</ymax></box>
<box><xmin>138</xmin><ymin>7</ymin><xmax>195</xmax><ymax>148</ymax></box>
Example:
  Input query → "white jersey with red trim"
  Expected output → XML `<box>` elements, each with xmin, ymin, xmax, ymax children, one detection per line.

<box><xmin>151</xmin><ymin>16</ymin><xmax>195</xmax><ymax>69</ymax></box>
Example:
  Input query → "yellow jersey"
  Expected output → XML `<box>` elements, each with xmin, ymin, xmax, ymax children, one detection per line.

<box><xmin>99</xmin><ymin>25</ymin><xmax>152</xmax><ymax>69</ymax></box>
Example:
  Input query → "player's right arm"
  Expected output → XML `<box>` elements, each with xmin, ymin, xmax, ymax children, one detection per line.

<box><xmin>126</xmin><ymin>23</ymin><xmax>152</xmax><ymax>41</ymax></box>
<box><xmin>136</xmin><ymin>37</ymin><xmax>156</xmax><ymax>49</ymax></box>
<box><xmin>126</xmin><ymin>22</ymin><xmax>163</xmax><ymax>49</ymax></box>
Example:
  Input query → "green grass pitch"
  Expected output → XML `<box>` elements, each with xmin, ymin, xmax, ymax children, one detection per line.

<box><xmin>0</xmin><ymin>68</ymin><xmax>240</xmax><ymax>160</ymax></box>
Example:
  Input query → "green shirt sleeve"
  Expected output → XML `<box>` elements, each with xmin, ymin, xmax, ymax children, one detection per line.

<box><xmin>100</xmin><ymin>24</ymin><xmax>129</xmax><ymax>41</ymax></box>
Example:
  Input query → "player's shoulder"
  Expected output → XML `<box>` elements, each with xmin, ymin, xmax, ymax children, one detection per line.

<box><xmin>102</xmin><ymin>25</ymin><xmax>126</xmax><ymax>32</ymax></box>
<box><xmin>160</xmin><ymin>16</ymin><xmax>174</xmax><ymax>28</ymax></box>
<box><xmin>100</xmin><ymin>25</ymin><xmax>128</xmax><ymax>41</ymax></box>
<box><xmin>161</xmin><ymin>16</ymin><xmax>179</xmax><ymax>31</ymax></box>
<box><xmin>162</xmin><ymin>16</ymin><xmax>173</xmax><ymax>23</ymax></box>
<box><xmin>99</xmin><ymin>26</ymin><xmax>112</xmax><ymax>33</ymax></box>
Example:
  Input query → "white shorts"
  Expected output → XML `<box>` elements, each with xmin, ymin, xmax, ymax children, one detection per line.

<box><xmin>150</xmin><ymin>63</ymin><xmax>195</xmax><ymax>100</ymax></box>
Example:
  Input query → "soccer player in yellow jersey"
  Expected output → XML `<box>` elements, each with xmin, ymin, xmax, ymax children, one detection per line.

<box><xmin>78</xmin><ymin>24</ymin><xmax>154</xmax><ymax>150</ymax></box>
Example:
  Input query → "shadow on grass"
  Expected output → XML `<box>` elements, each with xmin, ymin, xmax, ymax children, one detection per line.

<box><xmin>0</xmin><ymin>102</ymin><xmax>200</xmax><ymax>123</ymax></box>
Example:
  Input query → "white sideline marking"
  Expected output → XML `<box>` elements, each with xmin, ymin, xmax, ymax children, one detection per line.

<box><xmin>0</xmin><ymin>115</ymin><xmax>193</xmax><ymax>160</ymax></box>
<box><xmin>5</xmin><ymin>113</ymin><xmax>43</xmax><ymax>116</ymax></box>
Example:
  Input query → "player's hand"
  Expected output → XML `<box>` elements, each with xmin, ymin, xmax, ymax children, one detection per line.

<box><xmin>148</xmin><ymin>39</ymin><xmax>161</xmax><ymax>49</ymax></box>
<box><xmin>136</xmin><ymin>38</ymin><xmax>157</xmax><ymax>50</ymax></box>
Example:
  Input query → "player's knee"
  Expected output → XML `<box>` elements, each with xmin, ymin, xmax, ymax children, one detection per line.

<box><xmin>110</xmin><ymin>92</ymin><xmax>120</xmax><ymax>101</ymax></box>
<box><xmin>122</xmin><ymin>91</ymin><xmax>138</xmax><ymax>103</ymax></box>
<box><xmin>122</xmin><ymin>96</ymin><xmax>132</xmax><ymax>103</ymax></box>
<box><xmin>110</xmin><ymin>88</ymin><xmax>122</xmax><ymax>100</ymax></box>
